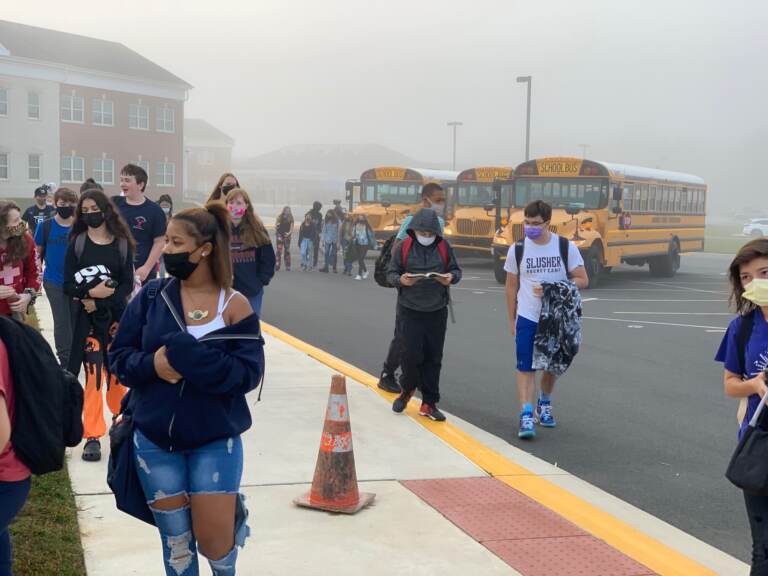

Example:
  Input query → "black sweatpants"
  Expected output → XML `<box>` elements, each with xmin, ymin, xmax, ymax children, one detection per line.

<box><xmin>382</xmin><ymin>306</ymin><xmax>403</xmax><ymax>375</ymax></box>
<box><xmin>745</xmin><ymin>492</ymin><xmax>768</xmax><ymax>575</ymax></box>
<box><xmin>399</xmin><ymin>304</ymin><xmax>448</xmax><ymax>406</ymax></box>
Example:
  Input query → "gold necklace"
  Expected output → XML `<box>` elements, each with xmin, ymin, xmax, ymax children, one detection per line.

<box><xmin>183</xmin><ymin>288</ymin><xmax>211</xmax><ymax>322</ymax></box>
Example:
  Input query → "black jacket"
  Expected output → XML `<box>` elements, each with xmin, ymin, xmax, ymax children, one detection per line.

<box><xmin>386</xmin><ymin>208</ymin><xmax>462</xmax><ymax>312</ymax></box>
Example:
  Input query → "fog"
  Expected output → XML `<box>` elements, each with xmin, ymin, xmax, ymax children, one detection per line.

<box><xmin>5</xmin><ymin>0</ymin><xmax>767</xmax><ymax>215</ymax></box>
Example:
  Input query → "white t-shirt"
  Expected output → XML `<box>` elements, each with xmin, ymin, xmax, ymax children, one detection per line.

<box><xmin>504</xmin><ymin>234</ymin><xmax>584</xmax><ymax>322</ymax></box>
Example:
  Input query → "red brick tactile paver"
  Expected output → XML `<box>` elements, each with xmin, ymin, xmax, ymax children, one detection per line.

<box><xmin>402</xmin><ymin>478</ymin><xmax>658</xmax><ymax>576</ymax></box>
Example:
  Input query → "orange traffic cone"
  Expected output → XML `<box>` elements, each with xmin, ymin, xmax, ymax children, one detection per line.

<box><xmin>295</xmin><ymin>374</ymin><xmax>375</xmax><ymax>514</ymax></box>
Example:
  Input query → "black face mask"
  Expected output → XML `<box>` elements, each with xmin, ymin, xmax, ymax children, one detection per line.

<box><xmin>221</xmin><ymin>184</ymin><xmax>236</xmax><ymax>196</ymax></box>
<box><xmin>82</xmin><ymin>212</ymin><xmax>105</xmax><ymax>229</ymax></box>
<box><xmin>163</xmin><ymin>250</ymin><xmax>201</xmax><ymax>280</ymax></box>
<box><xmin>56</xmin><ymin>206</ymin><xmax>74</xmax><ymax>219</ymax></box>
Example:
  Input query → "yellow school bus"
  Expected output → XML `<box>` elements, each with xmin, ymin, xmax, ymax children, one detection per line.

<box><xmin>354</xmin><ymin>167</ymin><xmax>458</xmax><ymax>244</ymax></box>
<box><xmin>491</xmin><ymin>157</ymin><xmax>707</xmax><ymax>285</ymax></box>
<box><xmin>443</xmin><ymin>167</ymin><xmax>516</xmax><ymax>255</ymax></box>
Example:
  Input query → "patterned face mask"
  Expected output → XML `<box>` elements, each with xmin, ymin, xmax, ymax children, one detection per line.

<box><xmin>5</xmin><ymin>223</ymin><xmax>26</xmax><ymax>237</ymax></box>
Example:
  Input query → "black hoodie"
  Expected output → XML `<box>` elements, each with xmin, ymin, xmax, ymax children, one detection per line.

<box><xmin>387</xmin><ymin>208</ymin><xmax>462</xmax><ymax>312</ymax></box>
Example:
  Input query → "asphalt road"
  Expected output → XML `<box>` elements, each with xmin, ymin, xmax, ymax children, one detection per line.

<box><xmin>262</xmin><ymin>248</ymin><xmax>748</xmax><ymax>561</ymax></box>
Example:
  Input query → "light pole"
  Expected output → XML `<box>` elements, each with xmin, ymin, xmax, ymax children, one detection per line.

<box><xmin>516</xmin><ymin>76</ymin><xmax>532</xmax><ymax>161</ymax></box>
<box><xmin>577</xmin><ymin>143</ymin><xmax>590</xmax><ymax>158</ymax></box>
<box><xmin>447</xmin><ymin>121</ymin><xmax>463</xmax><ymax>170</ymax></box>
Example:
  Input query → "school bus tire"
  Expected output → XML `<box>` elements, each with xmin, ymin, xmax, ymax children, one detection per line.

<box><xmin>494</xmin><ymin>257</ymin><xmax>507</xmax><ymax>285</ymax></box>
<box><xmin>584</xmin><ymin>246</ymin><xmax>603</xmax><ymax>289</ymax></box>
<box><xmin>649</xmin><ymin>239</ymin><xmax>681</xmax><ymax>278</ymax></box>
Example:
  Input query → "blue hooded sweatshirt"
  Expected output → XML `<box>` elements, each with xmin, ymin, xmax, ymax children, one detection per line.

<box><xmin>109</xmin><ymin>278</ymin><xmax>265</xmax><ymax>452</ymax></box>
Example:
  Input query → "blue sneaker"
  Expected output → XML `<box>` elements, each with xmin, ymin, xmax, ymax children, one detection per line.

<box><xmin>518</xmin><ymin>412</ymin><xmax>536</xmax><ymax>439</ymax></box>
<box><xmin>536</xmin><ymin>399</ymin><xmax>557</xmax><ymax>428</ymax></box>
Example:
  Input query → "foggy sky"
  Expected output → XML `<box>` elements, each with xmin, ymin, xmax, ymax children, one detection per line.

<box><xmin>4</xmin><ymin>0</ymin><xmax>767</xmax><ymax>212</ymax></box>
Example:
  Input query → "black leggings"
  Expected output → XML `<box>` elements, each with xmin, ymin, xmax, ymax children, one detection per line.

<box><xmin>745</xmin><ymin>491</ymin><xmax>768</xmax><ymax>575</ymax></box>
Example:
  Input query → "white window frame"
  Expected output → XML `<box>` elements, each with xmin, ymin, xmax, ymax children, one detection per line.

<box><xmin>0</xmin><ymin>153</ymin><xmax>8</xmax><ymax>180</ymax></box>
<box><xmin>28</xmin><ymin>154</ymin><xmax>41</xmax><ymax>181</ymax></box>
<box><xmin>61</xmin><ymin>93</ymin><xmax>84</xmax><ymax>123</ymax></box>
<box><xmin>156</xmin><ymin>106</ymin><xmax>175</xmax><ymax>133</ymax></box>
<box><xmin>93</xmin><ymin>156</ymin><xmax>114</xmax><ymax>185</ymax></box>
<box><xmin>136</xmin><ymin>159</ymin><xmax>150</xmax><ymax>174</ymax></box>
<box><xmin>27</xmin><ymin>92</ymin><xmax>40</xmax><ymax>120</ymax></box>
<box><xmin>61</xmin><ymin>155</ymin><xmax>85</xmax><ymax>183</ymax></box>
<box><xmin>0</xmin><ymin>88</ymin><xmax>7</xmax><ymax>116</ymax></box>
<box><xmin>92</xmin><ymin>98</ymin><xmax>114</xmax><ymax>127</ymax></box>
<box><xmin>156</xmin><ymin>160</ymin><xmax>175</xmax><ymax>187</ymax></box>
<box><xmin>129</xmin><ymin>103</ymin><xmax>149</xmax><ymax>130</ymax></box>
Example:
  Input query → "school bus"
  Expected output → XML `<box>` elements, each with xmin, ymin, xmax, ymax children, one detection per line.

<box><xmin>491</xmin><ymin>157</ymin><xmax>707</xmax><ymax>285</ymax></box>
<box><xmin>354</xmin><ymin>167</ymin><xmax>458</xmax><ymax>244</ymax></box>
<box><xmin>443</xmin><ymin>167</ymin><xmax>516</xmax><ymax>255</ymax></box>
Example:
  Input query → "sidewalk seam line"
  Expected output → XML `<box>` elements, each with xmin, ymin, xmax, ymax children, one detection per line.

<box><xmin>261</xmin><ymin>321</ymin><xmax>717</xmax><ymax>576</ymax></box>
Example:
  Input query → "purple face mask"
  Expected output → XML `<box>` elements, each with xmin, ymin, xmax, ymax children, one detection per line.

<box><xmin>524</xmin><ymin>225</ymin><xmax>544</xmax><ymax>240</ymax></box>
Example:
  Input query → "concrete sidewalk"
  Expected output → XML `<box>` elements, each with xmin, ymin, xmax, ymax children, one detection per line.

<box><xmin>33</xmin><ymin>295</ymin><xmax>748</xmax><ymax>576</ymax></box>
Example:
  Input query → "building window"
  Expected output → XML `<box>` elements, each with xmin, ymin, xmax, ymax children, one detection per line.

<box><xmin>198</xmin><ymin>149</ymin><xmax>213</xmax><ymax>166</ymax></box>
<box><xmin>156</xmin><ymin>106</ymin><xmax>175</xmax><ymax>133</ymax></box>
<box><xmin>156</xmin><ymin>161</ymin><xmax>175</xmax><ymax>187</ymax></box>
<box><xmin>27</xmin><ymin>92</ymin><xmax>40</xmax><ymax>120</ymax></box>
<box><xmin>62</xmin><ymin>155</ymin><xmax>85</xmax><ymax>183</ymax></box>
<box><xmin>28</xmin><ymin>154</ymin><xmax>41</xmax><ymax>181</ymax></box>
<box><xmin>92</xmin><ymin>99</ymin><xmax>114</xmax><ymax>126</ymax></box>
<box><xmin>61</xmin><ymin>93</ymin><xmax>84</xmax><ymax>123</ymax></box>
<box><xmin>93</xmin><ymin>157</ymin><xmax>114</xmax><ymax>185</ymax></box>
<box><xmin>136</xmin><ymin>159</ymin><xmax>150</xmax><ymax>174</ymax></box>
<box><xmin>129</xmin><ymin>104</ymin><xmax>149</xmax><ymax>130</ymax></box>
<box><xmin>0</xmin><ymin>89</ymin><xmax>7</xmax><ymax>116</ymax></box>
<box><xmin>0</xmin><ymin>153</ymin><xmax>8</xmax><ymax>180</ymax></box>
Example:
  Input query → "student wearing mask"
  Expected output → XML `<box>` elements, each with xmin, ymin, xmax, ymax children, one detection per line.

<box><xmin>350</xmin><ymin>214</ymin><xmax>375</xmax><ymax>281</ymax></box>
<box><xmin>64</xmin><ymin>190</ymin><xmax>135</xmax><ymax>462</ymax></box>
<box><xmin>207</xmin><ymin>173</ymin><xmax>240</xmax><ymax>204</ymax></box>
<box><xmin>35</xmin><ymin>187</ymin><xmax>78</xmax><ymax>367</ymax></box>
<box><xmin>298</xmin><ymin>213</ymin><xmax>317</xmax><ymax>272</ymax></box>
<box><xmin>110</xmin><ymin>204</ymin><xmax>264</xmax><ymax>576</ymax></box>
<box><xmin>505</xmin><ymin>200</ymin><xmax>588</xmax><ymax>440</ymax></box>
<box><xmin>226</xmin><ymin>188</ymin><xmax>275</xmax><ymax>316</ymax></box>
<box><xmin>386</xmin><ymin>208</ymin><xmax>462</xmax><ymax>422</ymax></box>
<box><xmin>319</xmin><ymin>210</ymin><xmax>340</xmax><ymax>274</ymax></box>
<box><xmin>308</xmin><ymin>201</ymin><xmax>324</xmax><ymax>269</ymax></box>
<box><xmin>717</xmin><ymin>239</ymin><xmax>768</xmax><ymax>574</ymax></box>
<box><xmin>22</xmin><ymin>184</ymin><xmax>56</xmax><ymax>237</ymax></box>
<box><xmin>377</xmin><ymin>183</ymin><xmax>447</xmax><ymax>393</ymax></box>
<box><xmin>0</xmin><ymin>201</ymin><xmax>41</xmax><ymax>319</ymax></box>
<box><xmin>158</xmin><ymin>194</ymin><xmax>174</xmax><ymax>221</ymax></box>
<box><xmin>274</xmin><ymin>207</ymin><xmax>294</xmax><ymax>272</ymax></box>
<box><xmin>115</xmin><ymin>164</ymin><xmax>166</xmax><ymax>285</ymax></box>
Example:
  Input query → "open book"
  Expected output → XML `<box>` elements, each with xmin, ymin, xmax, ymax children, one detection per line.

<box><xmin>404</xmin><ymin>272</ymin><xmax>452</xmax><ymax>280</ymax></box>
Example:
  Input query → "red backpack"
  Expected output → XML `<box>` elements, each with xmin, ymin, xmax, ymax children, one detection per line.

<box><xmin>400</xmin><ymin>236</ymin><xmax>449</xmax><ymax>270</ymax></box>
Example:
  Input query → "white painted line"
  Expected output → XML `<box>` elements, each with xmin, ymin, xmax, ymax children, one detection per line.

<box><xmin>612</xmin><ymin>311</ymin><xmax>733</xmax><ymax>316</ymax></box>
<box><xmin>637</xmin><ymin>281</ymin><xmax>729</xmax><ymax>295</ymax></box>
<box><xmin>706</xmin><ymin>329</ymin><xmax>727</xmax><ymax>333</ymax></box>
<box><xmin>472</xmin><ymin>291</ymin><xmax>486</xmax><ymax>295</ymax></box>
<box><xmin>582</xmin><ymin>316</ymin><xmax>727</xmax><ymax>330</ymax></box>
<box><xmin>587</xmin><ymin>299</ymin><xmax>726</xmax><ymax>303</ymax></box>
<box><xmin>582</xmin><ymin>297</ymin><xmax>598</xmax><ymax>302</ymax></box>
<box><xmin>627</xmin><ymin>325</ymin><xmax>644</xmax><ymax>329</ymax></box>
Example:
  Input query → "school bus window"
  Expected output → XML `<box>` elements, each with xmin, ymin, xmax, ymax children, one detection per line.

<box><xmin>364</xmin><ymin>185</ymin><xmax>375</xmax><ymax>202</ymax></box>
<box><xmin>661</xmin><ymin>187</ymin><xmax>669</xmax><ymax>212</ymax></box>
<box><xmin>516</xmin><ymin>178</ymin><xmax>607</xmax><ymax>209</ymax></box>
<box><xmin>672</xmin><ymin>188</ymin><xmax>680</xmax><ymax>212</ymax></box>
<box><xmin>623</xmin><ymin>184</ymin><xmax>633</xmax><ymax>211</ymax></box>
<box><xmin>633</xmin><ymin>187</ymin><xmax>641</xmax><ymax>211</ymax></box>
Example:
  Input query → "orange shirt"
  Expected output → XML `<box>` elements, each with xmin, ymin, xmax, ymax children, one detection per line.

<box><xmin>0</xmin><ymin>339</ymin><xmax>31</xmax><ymax>481</ymax></box>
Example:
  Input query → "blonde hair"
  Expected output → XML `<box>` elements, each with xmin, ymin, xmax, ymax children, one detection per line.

<box><xmin>225</xmin><ymin>188</ymin><xmax>271</xmax><ymax>248</ymax></box>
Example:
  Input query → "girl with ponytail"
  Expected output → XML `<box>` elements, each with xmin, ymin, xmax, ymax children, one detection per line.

<box><xmin>110</xmin><ymin>202</ymin><xmax>265</xmax><ymax>576</ymax></box>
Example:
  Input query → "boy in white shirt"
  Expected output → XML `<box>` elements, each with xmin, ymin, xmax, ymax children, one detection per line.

<box><xmin>504</xmin><ymin>200</ymin><xmax>589</xmax><ymax>439</ymax></box>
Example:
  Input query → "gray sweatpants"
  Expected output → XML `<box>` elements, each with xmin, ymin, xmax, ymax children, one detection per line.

<box><xmin>44</xmin><ymin>281</ymin><xmax>73</xmax><ymax>368</ymax></box>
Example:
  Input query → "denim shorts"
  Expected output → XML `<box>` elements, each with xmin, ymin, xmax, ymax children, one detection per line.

<box><xmin>515</xmin><ymin>316</ymin><xmax>538</xmax><ymax>373</ymax></box>
<box><xmin>133</xmin><ymin>429</ymin><xmax>244</xmax><ymax>504</ymax></box>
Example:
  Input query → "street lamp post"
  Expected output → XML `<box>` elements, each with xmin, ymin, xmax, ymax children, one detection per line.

<box><xmin>577</xmin><ymin>143</ymin><xmax>590</xmax><ymax>158</ymax></box>
<box><xmin>516</xmin><ymin>76</ymin><xmax>532</xmax><ymax>161</ymax></box>
<box><xmin>447</xmin><ymin>121</ymin><xmax>463</xmax><ymax>170</ymax></box>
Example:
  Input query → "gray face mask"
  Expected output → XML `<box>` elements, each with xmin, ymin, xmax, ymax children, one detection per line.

<box><xmin>430</xmin><ymin>202</ymin><xmax>445</xmax><ymax>217</ymax></box>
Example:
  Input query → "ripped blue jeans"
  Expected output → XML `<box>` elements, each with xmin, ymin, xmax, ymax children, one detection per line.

<box><xmin>134</xmin><ymin>429</ymin><xmax>249</xmax><ymax>576</ymax></box>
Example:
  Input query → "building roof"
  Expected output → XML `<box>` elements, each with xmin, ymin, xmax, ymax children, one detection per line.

<box><xmin>184</xmin><ymin>119</ymin><xmax>235</xmax><ymax>147</ymax></box>
<box><xmin>0</xmin><ymin>19</ymin><xmax>191</xmax><ymax>88</ymax></box>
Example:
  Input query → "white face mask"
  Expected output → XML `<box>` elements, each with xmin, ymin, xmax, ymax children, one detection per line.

<box><xmin>416</xmin><ymin>234</ymin><xmax>436</xmax><ymax>246</ymax></box>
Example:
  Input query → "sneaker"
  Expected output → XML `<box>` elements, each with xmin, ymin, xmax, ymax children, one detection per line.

<box><xmin>419</xmin><ymin>403</ymin><xmax>446</xmax><ymax>422</ymax></box>
<box><xmin>392</xmin><ymin>389</ymin><xmax>415</xmax><ymax>413</ymax></box>
<box><xmin>536</xmin><ymin>399</ymin><xmax>557</xmax><ymax>427</ymax></box>
<box><xmin>320</xmin><ymin>268</ymin><xmax>329</xmax><ymax>273</ymax></box>
<box><xmin>354</xmin><ymin>274</ymin><xmax>362</xmax><ymax>281</ymax></box>
<box><xmin>362</xmin><ymin>271</ymin><xmax>369</xmax><ymax>280</ymax></box>
<box><xmin>518</xmin><ymin>412</ymin><xmax>536</xmax><ymax>439</ymax></box>
<box><xmin>82</xmin><ymin>437</ymin><xmax>102</xmax><ymax>461</ymax></box>
<box><xmin>377</xmin><ymin>372</ymin><xmax>401</xmax><ymax>394</ymax></box>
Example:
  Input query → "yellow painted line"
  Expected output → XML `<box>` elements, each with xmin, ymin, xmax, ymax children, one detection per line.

<box><xmin>261</xmin><ymin>321</ymin><xmax>716</xmax><ymax>576</ymax></box>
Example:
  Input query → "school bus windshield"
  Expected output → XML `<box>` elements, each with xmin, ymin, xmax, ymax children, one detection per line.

<box><xmin>515</xmin><ymin>178</ymin><xmax>609</xmax><ymax>210</ymax></box>
<box><xmin>456</xmin><ymin>184</ymin><xmax>514</xmax><ymax>207</ymax></box>
<box><xmin>361</xmin><ymin>182</ymin><xmax>420</xmax><ymax>204</ymax></box>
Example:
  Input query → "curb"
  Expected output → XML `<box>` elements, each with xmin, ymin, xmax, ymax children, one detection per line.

<box><xmin>262</xmin><ymin>320</ymin><xmax>718</xmax><ymax>576</ymax></box>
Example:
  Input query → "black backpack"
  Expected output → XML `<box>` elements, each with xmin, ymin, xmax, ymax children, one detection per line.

<box><xmin>737</xmin><ymin>311</ymin><xmax>756</xmax><ymax>376</ymax></box>
<box><xmin>0</xmin><ymin>316</ymin><xmax>83</xmax><ymax>475</ymax></box>
<box><xmin>374</xmin><ymin>235</ymin><xmax>399</xmax><ymax>287</ymax></box>
<box><xmin>515</xmin><ymin>235</ymin><xmax>570</xmax><ymax>274</ymax></box>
